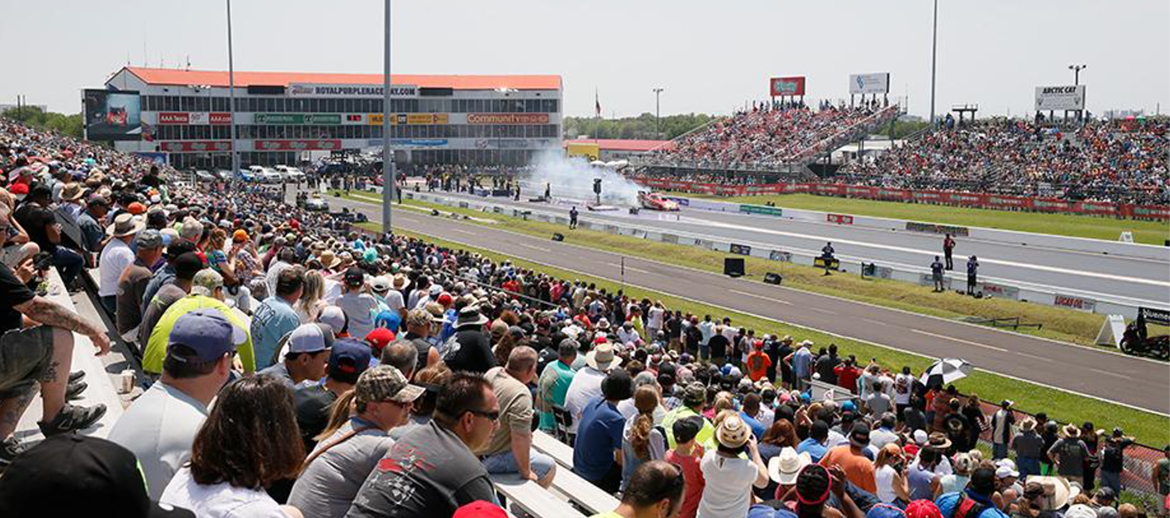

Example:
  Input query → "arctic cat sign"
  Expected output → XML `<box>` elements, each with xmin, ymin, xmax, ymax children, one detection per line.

<box><xmin>1035</xmin><ymin>85</ymin><xmax>1086</xmax><ymax>111</ymax></box>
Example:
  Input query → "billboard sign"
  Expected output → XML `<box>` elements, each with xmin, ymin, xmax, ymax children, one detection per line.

<box><xmin>849</xmin><ymin>73</ymin><xmax>890</xmax><ymax>94</ymax></box>
<box><xmin>367</xmin><ymin>113</ymin><xmax>450</xmax><ymax>126</ymax></box>
<box><xmin>466</xmin><ymin>113</ymin><xmax>550</xmax><ymax>125</ymax></box>
<box><xmin>769</xmin><ymin>77</ymin><xmax>806</xmax><ymax>97</ymax></box>
<box><xmin>254</xmin><ymin>113</ymin><xmax>342</xmax><ymax>125</ymax></box>
<box><xmin>1035</xmin><ymin>85</ymin><xmax>1086</xmax><ymax>111</ymax></box>
<box><xmin>287</xmin><ymin>83</ymin><xmax>417</xmax><ymax>97</ymax></box>
<box><xmin>254</xmin><ymin>139</ymin><xmax>342</xmax><ymax>151</ymax></box>
<box><xmin>158</xmin><ymin>141</ymin><xmax>232</xmax><ymax>153</ymax></box>
<box><xmin>83</xmin><ymin>89</ymin><xmax>141</xmax><ymax>141</ymax></box>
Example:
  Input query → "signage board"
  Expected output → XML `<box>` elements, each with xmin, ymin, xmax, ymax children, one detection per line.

<box><xmin>254</xmin><ymin>113</ymin><xmax>342</xmax><ymax>125</ymax></box>
<box><xmin>83</xmin><ymin>89</ymin><xmax>141</xmax><ymax>140</ymax></box>
<box><xmin>849</xmin><ymin>73</ymin><xmax>890</xmax><ymax>94</ymax></box>
<box><xmin>770</xmin><ymin>76</ymin><xmax>806</xmax><ymax>97</ymax></box>
<box><xmin>287</xmin><ymin>83</ymin><xmax>417</xmax><ymax>97</ymax></box>
<box><xmin>466</xmin><ymin>113</ymin><xmax>550</xmax><ymax>125</ymax></box>
<box><xmin>1035</xmin><ymin>85</ymin><xmax>1086</xmax><ymax>111</ymax></box>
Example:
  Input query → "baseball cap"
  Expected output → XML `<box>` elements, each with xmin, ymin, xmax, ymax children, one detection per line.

<box><xmin>365</xmin><ymin>327</ymin><xmax>396</xmax><ymax>353</ymax></box>
<box><xmin>453</xmin><ymin>501</ymin><xmax>507</xmax><ymax>518</ymax></box>
<box><xmin>167</xmin><ymin>309</ymin><xmax>246</xmax><ymax>363</ymax></box>
<box><xmin>328</xmin><ymin>338</ymin><xmax>372</xmax><ymax>377</ymax></box>
<box><xmin>0</xmin><ymin>434</ymin><xmax>195</xmax><ymax>517</ymax></box>
<box><xmin>904</xmin><ymin>500</ymin><xmax>943</xmax><ymax>518</ymax></box>
<box><xmin>355</xmin><ymin>365</ymin><xmax>425</xmax><ymax>405</ymax></box>
<box><xmin>319</xmin><ymin>305</ymin><xmax>347</xmax><ymax>334</ymax></box>
<box><xmin>287</xmin><ymin>323</ymin><xmax>331</xmax><ymax>354</ymax></box>
<box><xmin>344</xmin><ymin>266</ymin><xmax>366</xmax><ymax>287</ymax></box>
<box><xmin>232</xmin><ymin>229</ymin><xmax>249</xmax><ymax>242</ymax></box>
<box><xmin>127</xmin><ymin>202</ymin><xmax>147</xmax><ymax>215</ymax></box>
<box><xmin>369</xmin><ymin>276</ymin><xmax>392</xmax><ymax>293</ymax></box>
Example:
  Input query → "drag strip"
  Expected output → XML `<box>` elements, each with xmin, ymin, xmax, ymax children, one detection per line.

<box><xmin>331</xmin><ymin>195</ymin><xmax>1170</xmax><ymax>415</ymax></box>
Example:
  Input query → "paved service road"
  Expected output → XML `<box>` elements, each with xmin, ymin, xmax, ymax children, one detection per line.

<box><xmin>330</xmin><ymin>194</ymin><xmax>1170</xmax><ymax>415</ymax></box>
<box><xmin>418</xmin><ymin>188</ymin><xmax>1170</xmax><ymax>306</ymax></box>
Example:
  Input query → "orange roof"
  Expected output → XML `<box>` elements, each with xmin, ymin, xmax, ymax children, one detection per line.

<box><xmin>564</xmin><ymin>139</ymin><xmax>675</xmax><ymax>152</ymax></box>
<box><xmin>122</xmin><ymin>67</ymin><xmax>561</xmax><ymax>91</ymax></box>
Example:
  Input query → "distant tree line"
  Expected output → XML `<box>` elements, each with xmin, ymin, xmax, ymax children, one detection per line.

<box><xmin>564</xmin><ymin>112</ymin><xmax>720</xmax><ymax>141</ymax></box>
<box><xmin>2</xmin><ymin>107</ymin><xmax>84</xmax><ymax>139</ymax></box>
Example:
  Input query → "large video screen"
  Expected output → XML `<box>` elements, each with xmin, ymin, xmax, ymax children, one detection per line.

<box><xmin>83</xmin><ymin>89</ymin><xmax>141</xmax><ymax>141</ymax></box>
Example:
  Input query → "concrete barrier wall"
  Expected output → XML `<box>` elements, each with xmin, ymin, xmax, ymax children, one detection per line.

<box><xmin>402</xmin><ymin>191</ymin><xmax>1163</xmax><ymax>320</ymax></box>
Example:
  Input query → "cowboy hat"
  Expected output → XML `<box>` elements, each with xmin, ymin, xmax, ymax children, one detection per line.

<box><xmin>318</xmin><ymin>250</ymin><xmax>341</xmax><ymax>269</ymax></box>
<box><xmin>105</xmin><ymin>213</ymin><xmax>145</xmax><ymax>238</ymax></box>
<box><xmin>768</xmin><ymin>447</ymin><xmax>812</xmax><ymax>485</ymax></box>
<box><xmin>925</xmin><ymin>432</ymin><xmax>952</xmax><ymax>451</ymax></box>
<box><xmin>1025</xmin><ymin>476</ymin><xmax>1079</xmax><ymax>510</ymax></box>
<box><xmin>60</xmin><ymin>182</ymin><xmax>88</xmax><ymax>201</ymax></box>
<box><xmin>1060</xmin><ymin>423</ymin><xmax>1081</xmax><ymax>439</ymax></box>
<box><xmin>1019</xmin><ymin>417</ymin><xmax>1037</xmax><ymax>432</ymax></box>
<box><xmin>392</xmin><ymin>273</ymin><xmax>410</xmax><ymax>290</ymax></box>
<box><xmin>585</xmin><ymin>342</ymin><xmax>623</xmax><ymax>371</ymax></box>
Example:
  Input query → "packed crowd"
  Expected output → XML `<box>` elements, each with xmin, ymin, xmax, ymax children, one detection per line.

<box><xmin>0</xmin><ymin>117</ymin><xmax>1167</xmax><ymax>518</ymax></box>
<box><xmin>651</xmin><ymin>103</ymin><xmax>895</xmax><ymax>169</ymax></box>
<box><xmin>837</xmin><ymin>118</ymin><xmax>1170</xmax><ymax>204</ymax></box>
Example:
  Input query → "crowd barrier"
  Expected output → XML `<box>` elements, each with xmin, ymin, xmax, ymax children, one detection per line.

<box><xmin>631</xmin><ymin>177</ymin><xmax>1170</xmax><ymax>221</ymax></box>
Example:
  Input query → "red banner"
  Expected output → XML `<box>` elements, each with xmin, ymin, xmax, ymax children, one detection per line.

<box><xmin>254</xmin><ymin>139</ymin><xmax>342</xmax><ymax>151</ymax></box>
<box><xmin>158</xmin><ymin>141</ymin><xmax>232</xmax><ymax>153</ymax></box>
<box><xmin>157</xmin><ymin>112</ymin><xmax>189</xmax><ymax>125</ymax></box>
<box><xmin>770</xmin><ymin>76</ymin><xmax>806</xmax><ymax>97</ymax></box>
<box><xmin>826</xmin><ymin>214</ymin><xmax>854</xmax><ymax>225</ymax></box>
<box><xmin>209</xmin><ymin>112</ymin><xmax>232</xmax><ymax>125</ymax></box>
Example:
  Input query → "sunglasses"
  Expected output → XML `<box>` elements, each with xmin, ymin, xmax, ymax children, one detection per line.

<box><xmin>466</xmin><ymin>408</ymin><xmax>500</xmax><ymax>421</ymax></box>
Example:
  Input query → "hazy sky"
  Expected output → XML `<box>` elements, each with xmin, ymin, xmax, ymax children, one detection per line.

<box><xmin>2</xmin><ymin>0</ymin><xmax>1167</xmax><ymax>119</ymax></box>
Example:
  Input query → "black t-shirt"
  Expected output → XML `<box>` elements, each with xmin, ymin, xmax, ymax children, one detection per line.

<box><xmin>816</xmin><ymin>354</ymin><xmax>839</xmax><ymax>384</ymax></box>
<box><xmin>293</xmin><ymin>383</ymin><xmax>338</xmax><ymax>452</ymax></box>
<box><xmin>707</xmin><ymin>334</ymin><xmax>731</xmax><ymax>357</ymax></box>
<box><xmin>443</xmin><ymin>329</ymin><xmax>495</xmax><ymax>373</ymax></box>
<box><xmin>14</xmin><ymin>202</ymin><xmax>57</xmax><ymax>252</ymax></box>
<box><xmin>0</xmin><ymin>264</ymin><xmax>36</xmax><ymax>334</ymax></box>
<box><xmin>666</xmin><ymin>317</ymin><xmax>682</xmax><ymax>339</ymax></box>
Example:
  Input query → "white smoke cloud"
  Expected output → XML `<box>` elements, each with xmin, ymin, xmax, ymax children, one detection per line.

<box><xmin>520</xmin><ymin>149</ymin><xmax>644</xmax><ymax>206</ymax></box>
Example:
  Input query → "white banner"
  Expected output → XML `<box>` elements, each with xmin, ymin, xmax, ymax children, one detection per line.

<box><xmin>849</xmin><ymin>73</ymin><xmax>890</xmax><ymax>95</ymax></box>
<box><xmin>1035</xmin><ymin>85</ymin><xmax>1085</xmax><ymax>111</ymax></box>
<box><xmin>287</xmin><ymin>83</ymin><xmax>418</xmax><ymax>98</ymax></box>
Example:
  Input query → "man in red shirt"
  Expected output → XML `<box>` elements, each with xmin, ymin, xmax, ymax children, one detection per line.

<box><xmin>745</xmin><ymin>340</ymin><xmax>772</xmax><ymax>382</ymax></box>
<box><xmin>834</xmin><ymin>356</ymin><xmax>862</xmax><ymax>393</ymax></box>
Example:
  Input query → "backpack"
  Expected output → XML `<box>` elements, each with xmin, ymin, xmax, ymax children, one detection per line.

<box><xmin>953</xmin><ymin>496</ymin><xmax>988</xmax><ymax>518</ymax></box>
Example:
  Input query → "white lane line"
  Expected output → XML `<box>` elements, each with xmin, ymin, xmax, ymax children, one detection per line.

<box><xmin>519</xmin><ymin>243</ymin><xmax>552</xmax><ymax>253</ymax></box>
<box><xmin>451</xmin><ymin>228</ymin><xmax>476</xmax><ymax>235</ymax></box>
<box><xmin>805</xmin><ymin>307</ymin><xmax>837</xmax><ymax>315</ymax></box>
<box><xmin>862</xmin><ymin>318</ymin><xmax>890</xmax><ymax>327</ymax></box>
<box><xmin>1088</xmin><ymin>367</ymin><xmax>1130</xmax><ymax>380</ymax></box>
<box><xmin>910</xmin><ymin>329</ymin><xmax>1009</xmax><ymax>352</ymax></box>
<box><xmin>606</xmin><ymin>263</ymin><xmax>652</xmax><ymax>274</ymax></box>
<box><xmin>1015</xmin><ymin>352</ymin><xmax>1054</xmax><ymax>363</ymax></box>
<box><xmin>729</xmin><ymin>289</ymin><xmax>792</xmax><ymax>305</ymax></box>
<box><xmin>685</xmin><ymin>217</ymin><xmax>1170</xmax><ymax>288</ymax></box>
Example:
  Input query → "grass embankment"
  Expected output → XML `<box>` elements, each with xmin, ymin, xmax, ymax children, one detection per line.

<box><xmin>356</xmin><ymin>219</ymin><xmax>1170</xmax><ymax>446</ymax></box>
<box><xmin>673</xmin><ymin>192</ymin><xmax>1170</xmax><ymax>245</ymax></box>
<box><xmin>341</xmin><ymin>190</ymin><xmax>1120</xmax><ymax>348</ymax></box>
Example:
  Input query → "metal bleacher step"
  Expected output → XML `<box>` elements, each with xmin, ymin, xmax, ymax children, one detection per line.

<box><xmin>14</xmin><ymin>269</ymin><xmax>124</xmax><ymax>443</ymax></box>
<box><xmin>491</xmin><ymin>473</ymin><xmax>588</xmax><ymax>518</ymax></box>
<box><xmin>531</xmin><ymin>430</ymin><xmax>620</xmax><ymax>516</ymax></box>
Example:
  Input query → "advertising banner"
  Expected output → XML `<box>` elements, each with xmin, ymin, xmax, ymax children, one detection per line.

<box><xmin>849</xmin><ymin>73</ymin><xmax>890</xmax><ymax>94</ymax></box>
<box><xmin>368</xmin><ymin>113</ymin><xmax>451</xmax><ymax>126</ymax></box>
<box><xmin>158</xmin><ymin>141</ymin><xmax>232</xmax><ymax>153</ymax></box>
<box><xmin>157</xmin><ymin>112</ymin><xmax>189</xmax><ymax>125</ymax></box>
<box><xmin>1139</xmin><ymin>307</ymin><xmax>1170</xmax><ymax>326</ymax></box>
<box><xmin>826</xmin><ymin>214</ymin><xmax>854</xmax><ymax>225</ymax></box>
<box><xmin>209</xmin><ymin>112</ymin><xmax>232</xmax><ymax>125</ymax></box>
<box><xmin>466</xmin><ymin>113</ymin><xmax>550</xmax><ymax>125</ymax></box>
<box><xmin>905</xmin><ymin>222</ymin><xmax>970</xmax><ymax>237</ymax></box>
<box><xmin>364</xmin><ymin>138</ymin><xmax>449</xmax><ymax>148</ymax></box>
<box><xmin>254</xmin><ymin>113</ymin><xmax>342</xmax><ymax>125</ymax></box>
<box><xmin>979</xmin><ymin>282</ymin><xmax>1020</xmax><ymax>300</ymax></box>
<box><xmin>1035</xmin><ymin>85</ymin><xmax>1086</xmax><ymax>111</ymax></box>
<box><xmin>1053</xmin><ymin>294</ymin><xmax>1096</xmax><ymax>312</ymax></box>
<box><xmin>729</xmin><ymin>244</ymin><xmax>752</xmax><ymax>255</ymax></box>
<box><xmin>254</xmin><ymin>139</ymin><xmax>342</xmax><ymax>151</ymax></box>
<box><xmin>739</xmin><ymin>204</ymin><xmax>783</xmax><ymax>217</ymax></box>
<box><xmin>770</xmin><ymin>77</ymin><xmax>806</xmax><ymax>97</ymax></box>
<box><xmin>83</xmin><ymin>89</ymin><xmax>141</xmax><ymax>141</ymax></box>
<box><xmin>287</xmin><ymin>83</ymin><xmax>417</xmax><ymax>97</ymax></box>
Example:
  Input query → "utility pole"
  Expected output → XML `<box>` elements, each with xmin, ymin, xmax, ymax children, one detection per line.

<box><xmin>226</xmin><ymin>0</ymin><xmax>240</xmax><ymax>179</ymax></box>
<box><xmin>653</xmin><ymin>88</ymin><xmax>664</xmax><ymax>138</ymax></box>
<box><xmin>929</xmin><ymin>0</ymin><xmax>939</xmax><ymax>125</ymax></box>
<box><xmin>381</xmin><ymin>0</ymin><xmax>394</xmax><ymax>234</ymax></box>
<box><xmin>1068</xmin><ymin>64</ymin><xmax>1086</xmax><ymax>85</ymax></box>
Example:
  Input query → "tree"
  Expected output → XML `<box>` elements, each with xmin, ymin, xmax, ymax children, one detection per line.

<box><xmin>2</xmin><ymin>107</ymin><xmax>84</xmax><ymax>139</ymax></box>
<box><xmin>564</xmin><ymin>113</ymin><xmax>719</xmax><ymax>140</ymax></box>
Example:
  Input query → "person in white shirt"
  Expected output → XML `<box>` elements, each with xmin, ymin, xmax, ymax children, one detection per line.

<box><xmin>98</xmin><ymin>213</ymin><xmax>143</xmax><ymax>315</ymax></box>
<box><xmin>161</xmin><ymin>375</ymin><xmax>306</xmax><ymax>518</ymax></box>
<box><xmin>893</xmin><ymin>367</ymin><xmax>914</xmax><ymax>415</ymax></box>
<box><xmin>564</xmin><ymin>342</ymin><xmax>621</xmax><ymax>433</ymax></box>
<box><xmin>338</xmin><ymin>267</ymin><xmax>380</xmax><ymax>340</ymax></box>
<box><xmin>646</xmin><ymin>302</ymin><xmax>665</xmax><ymax>338</ymax></box>
<box><xmin>616</xmin><ymin>321</ymin><xmax>641</xmax><ymax>346</ymax></box>
<box><xmin>110</xmin><ymin>309</ymin><xmax>245</xmax><ymax>499</ymax></box>
<box><xmin>869</xmin><ymin>413</ymin><xmax>901</xmax><ymax>450</ymax></box>
<box><xmin>698</xmin><ymin>413</ymin><xmax>768</xmax><ymax>518</ymax></box>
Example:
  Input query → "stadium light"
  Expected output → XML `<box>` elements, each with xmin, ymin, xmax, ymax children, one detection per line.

<box><xmin>1068</xmin><ymin>64</ymin><xmax>1087</xmax><ymax>86</ymax></box>
<box><xmin>382</xmin><ymin>0</ymin><xmax>394</xmax><ymax>233</ymax></box>
<box><xmin>226</xmin><ymin>0</ymin><xmax>240</xmax><ymax>181</ymax></box>
<box><xmin>653</xmin><ymin>88</ymin><xmax>665</xmax><ymax>138</ymax></box>
<box><xmin>929</xmin><ymin>0</ymin><xmax>939</xmax><ymax>125</ymax></box>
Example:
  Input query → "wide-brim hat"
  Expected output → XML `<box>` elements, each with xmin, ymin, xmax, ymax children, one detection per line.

<box><xmin>768</xmin><ymin>447</ymin><xmax>812</xmax><ymax>485</ymax></box>
<box><xmin>105</xmin><ymin>214</ymin><xmax>145</xmax><ymax>238</ymax></box>
<box><xmin>61</xmin><ymin>182</ymin><xmax>88</xmax><ymax>201</ymax></box>
<box><xmin>925</xmin><ymin>432</ymin><xmax>951</xmax><ymax>451</ymax></box>
<box><xmin>1060</xmin><ymin>423</ymin><xmax>1081</xmax><ymax>439</ymax></box>
<box><xmin>716</xmin><ymin>414</ymin><xmax>750</xmax><ymax>448</ymax></box>
<box><xmin>1019</xmin><ymin>418</ymin><xmax>1037</xmax><ymax>432</ymax></box>
<box><xmin>392</xmin><ymin>273</ymin><xmax>411</xmax><ymax>290</ymax></box>
<box><xmin>585</xmin><ymin>342</ymin><xmax>622</xmax><ymax>371</ymax></box>
<box><xmin>455</xmin><ymin>306</ymin><xmax>489</xmax><ymax>328</ymax></box>
<box><xmin>318</xmin><ymin>250</ymin><xmax>341</xmax><ymax>269</ymax></box>
<box><xmin>1026</xmin><ymin>476</ymin><xmax>1078</xmax><ymax>510</ymax></box>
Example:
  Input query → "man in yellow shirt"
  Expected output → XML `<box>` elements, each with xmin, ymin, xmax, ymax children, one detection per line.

<box><xmin>661</xmin><ymin>382</ymin><xmax>714</xmax><ymax>449</ymax></box>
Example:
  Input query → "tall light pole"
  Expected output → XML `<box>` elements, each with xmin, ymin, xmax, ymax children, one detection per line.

<box><xmin>1068</xmin><ymin>64</ymin><xmax>1086</xmax><ymax>85</ymax></box>
<box><xmin>381</xmin><ymin>0</ymin><xmax>394</xmax><ymax>234</ymax></box>
<box><xmin>653</xmin><ymin>88</ymin><xmax>664</xmax><ymax>138</ymax></box>
<box><xmin>226</xmin><ymin>0</ymin><xmax>240</xmax><ymax>178</ymax></box>
<box><xmin>929</xmin><ymin>0</ymin><xmax>939</xmax><ymax>125</ymax></box>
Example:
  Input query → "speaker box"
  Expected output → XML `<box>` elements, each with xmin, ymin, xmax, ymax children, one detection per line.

<box><xmin>763</xmin><ymin>272</ymin><xmax>783</xmax><ymax>285</ymax></box>
<box><xmin>724</xmin><ymin>257</ymin><xmax>745</xmax><ymax>277</ymax></box>
<box><xmin>551</xmin><ymin>233</ymin><xmax>565</xmax><ymax>242</ymax></box>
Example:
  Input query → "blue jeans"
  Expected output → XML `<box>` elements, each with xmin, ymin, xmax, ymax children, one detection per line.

<box><xmin>53</xmin><ymin>247</ymin><xmax>84</xmax><ymax>286</ymax></box>
<box><xmin>1099</xmin><ymin>470</ymin><xmax>1121</xmax><ymax>495</ymax></box>
<box><xmin>1018</xmin><ymin>457</ymin><xmax>1042</xmax><ymax>479</ymax></box>
<box><xmin>483</xmin><ymin>448</ymin><xmax>556</xmax><ymax>480</ymax></box>
<box><xmin>993</xmin><ymin>443</ymin><xmax>1009</xmax><ymax>460</ymax></box>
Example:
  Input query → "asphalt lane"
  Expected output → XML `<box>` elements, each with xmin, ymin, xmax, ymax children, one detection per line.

<box><xmin>423</xmin><ymin>189</ymin><xmax>1170</xmax><ymax>305</ymax></box>
<box><xmin>330</xmin><ymin>194</ymin><xmax>1170</xmax><ymax>415</ymax></box>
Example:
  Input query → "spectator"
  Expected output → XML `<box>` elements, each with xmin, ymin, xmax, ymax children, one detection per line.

<box><xmin>1096</xmin><ymin>428</ymin><xmax>1133</xmax><ymax>497</ymax></box>
<box><xmin>934</xmin><ymin>467</ymin><xmax>1009</xmax><ymax>518</ymax></box>
<box><xmin>441</xmin><ymin>304</ymin><xmax>495</xmax><ymax>373</ymax></box>
<box><xmin>566</xmin><ymin>341</ymin><xmax>621</xmax><ymax>432</ymax></box>
<box><xmin>785</xmin><ymin>340</ymin><xmax>814</xmax><ymax>390</ymax></box>
<box><xmin>295</xmin><ymin>269</ymin><xmax>328</xmax><ymax>323</ymax></box>
<box><xmin>1011</xmin><ymin>418</ymin><xmax>1044</xmax><ymax>479</ymax></box>
<box><xmin>766</xmin><ymin>446</ymin><xmax>812</xmax><ymax>502</ymax></box>
<box><xmin>592</xmin><ymin>460</ymin><xmax>686</xmax><ymax>518</ymax></box>
<box><xmin>378</xmin><ymin>340</ymin><xmax>415</xmax><ymax>379</ymax></box>
<box><xmin>108</xmin><ymin>309</ymin><xmax>243</xmax><ymax>499</ymax></box>
<box><xmin>937</xmin><ymin>453</ymin><xmax>974</xmax><ymax>497</ymax></box>
<box><xmin>666</xmin><ymin>416</ymin><xmax>706</xmax><ymax>518</ymax></box>
<box><xmin>293</xmin><ymin>338</ymin><xmax>371</xmax><ymax>451</ymax></box>
<box><xmin>115</xmin><ymin>228</ymin><xmax>165</xmax><ymax>344</ymax></box>
<box><xmin>138</xmin><ymin>251</ymin><xmax>201</xmax><ymax>356</ymax></box>
<box><xmin>397</xmin><ymin>308</ymin><xmax>440</xmax><ymax>374</ymax></box>
<box><xmin>160</xmin><ymin>375</ymin><xmax>305</xmax><ymax>518</ymax></box>
<box><xmin>1047</xmin><ymin>424</ymin><xmax>1092</xmax><ymax>487</ymax></box>
<box><xmin>575</xmin><ymin>368</ymin><xmax>634</xmax><ymax>492</ymax></box>
<box><xmin>141</xmin><ymin>276</ymin><xmax>256</xmax><ymax>377</ymax></box>
<box><xmin>98</xmin><ymin>213</ymin><xmax>144</xmax><ymax>314</ymax></box>
<box><xmin>537</xmin><ymin>337</ymin><xmax>578</xmax><ymax>431</ymax></box>
<box><xmin>663</xmin><ymin>381</ymin><xmax>715</xmax><ymax>449</ymax></box>
<box><xmin>338</xmin><ymin>266</ymin><xmax>379</xmax><ymax>341</ymax></box>
<box><xmin>874</xmin><ymin>443</ymin><xmax>910</xmax><ymax>505</ymax></box>
<box><xmin>622</xmin><ymin>385</ymin><xmax>668</xmax><ymax>491</ymax></box>
<box><xmin>251</xmin><ymin>266</ymin><xmax>306</xmax><ymax>370</ymax></box>
<box><xmin>75</xmin><ymin>194</ymin><xmax>109</xmax><ymax>254</ymax></box>
<box><xmin>870</xmin><ymin>413</ymin><xmax>900</xmax><ymax>450</ymax></box>
<box><xmin>478</xmin><ymin>346</ymin><xmax>558</xmax><ymax>488</ymax></box>
<box><xmin>820</xmin><ymin>423</ymin><xmax>878</xmax><ymax>494</ymax></box>
<box><xmin>698</xmin><ymin>413</ymin><xmax>769</xmax><ymax>518</ymax></box>
<box><xmin>347</xmin><ymin>372</ymin><xmax>500</xmax><ymax>518</ymax></box>
<box><xmin>0</xmin><ymin>193</ymin><xmax>39</xmax><ymax>269</ymax></box>
<box><xmin>0</xmin><ymin>433</ymin><xmax>197</xmax><ymax>517</ymax></box>
<box><xmin>258</xmin><ymin>323</ymin><xmax>333</xmax><ymax>388</ymax></box>
<box><xmin>798</xmin><ymin>420</ymin><xmax>831</xmax><ymax>463</ymax></box>
<box><xmin>288</xmin><ymin>365</ymin><xmax>423</xmax><ymax>518</ymax></box>
<box><xmin>15</xmin><ymin>183</ymin><xmax>82</xmax><ymax>288</ymax></box>
<box><xmin>1153</xmin><ymin>445</ymin><xmax>1169</xmax><ymax>516</ymax></box>
<box><xmin>746</xmin><ymin>340</ymin><xmax>773</xmax><ymax>382</ymax></box>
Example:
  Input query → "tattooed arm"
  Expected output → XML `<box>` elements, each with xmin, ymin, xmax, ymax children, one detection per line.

<box><xmin>16</xmin><ymin>297</ymin><xmax>111</xmax><ymax>355</ymax></box>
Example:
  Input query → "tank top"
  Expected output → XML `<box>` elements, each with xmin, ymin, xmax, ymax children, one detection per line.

<box><xmin>908</xmin><ymin>464</ymin><xmax>936</xmax><ymax>501</ymax></box>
